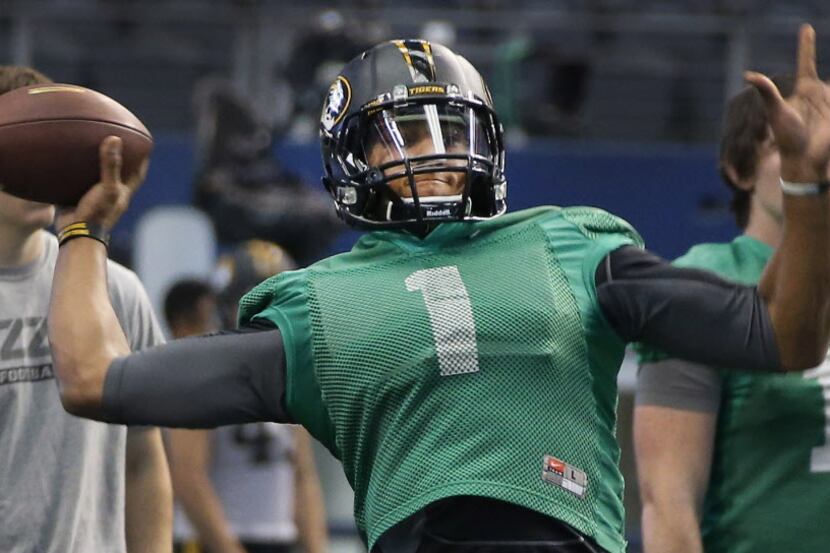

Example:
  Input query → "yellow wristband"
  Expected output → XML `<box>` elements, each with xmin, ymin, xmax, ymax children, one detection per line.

<box><xmin>57</xmin><ymin>221</ymin><xmax>110</xmax><ymax>248</ymax></box>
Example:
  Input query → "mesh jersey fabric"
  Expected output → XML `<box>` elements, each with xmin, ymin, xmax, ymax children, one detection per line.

<box><xmin>239</xmin><ymin>206</ymin><xmax>643</xmax><ymax>553</ymax></box>
<box><xmin>636</xmin><ymin>235</ymin><xmax>830</xmax><ymax>553</ymax></box>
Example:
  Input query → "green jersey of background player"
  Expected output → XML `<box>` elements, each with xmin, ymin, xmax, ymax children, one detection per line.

<box><xmin>635</xmin><ymin>79</ymin><xmax>830</xmax><ymax>553</ymax></box>
<box><xmin>45</xmin><ymin>28</ymin><xmax>830</xmax><ymax>553</ymax></box>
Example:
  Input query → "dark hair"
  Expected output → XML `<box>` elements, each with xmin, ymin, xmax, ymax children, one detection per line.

<box><xmin>163</xmin><ymin>278</ymin><xmax>215</xmax><ymax>328</ymax></box>
<box><xmin>719</xmin><ymin>76</ymin><xmax>794</xmax><ymax>229</ymax></box>
<box><xmin>0</xmin><ymin>65</ymin><xmax>52</xmax><ymax>96</ymax></box>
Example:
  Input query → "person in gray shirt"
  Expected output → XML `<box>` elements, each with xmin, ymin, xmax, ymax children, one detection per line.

<box><xmin>0</xmin><ymin>65</ymin><xmax>172</xmax><ymax>553</ymax></box>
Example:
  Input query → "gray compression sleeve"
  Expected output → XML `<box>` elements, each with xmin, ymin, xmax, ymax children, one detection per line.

<box><xmin>596</xmin><ymin>246</ymin><xmax>781</xmax><ymax>372</ymax></box>
<box><xmin>101</xmin><ymin>328</ymin><xmax>289</xmax><ymax>428</ymax></box>
<box><xmin>636</xmin><ymin>359</ymin><xmax>722</xmax><ymax>413</ymax></box>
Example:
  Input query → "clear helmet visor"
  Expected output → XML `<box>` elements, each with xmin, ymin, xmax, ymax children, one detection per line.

<box><xmin>338</xmin><ymin>102</ymin><xmax>496</xmax><ymax>182</ymax></box>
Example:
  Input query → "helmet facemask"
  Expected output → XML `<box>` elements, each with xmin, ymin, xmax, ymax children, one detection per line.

<box><xmin>327</xmin><ymin>91</ymin><xmax>506</xmax><ymax>230</ymax></box>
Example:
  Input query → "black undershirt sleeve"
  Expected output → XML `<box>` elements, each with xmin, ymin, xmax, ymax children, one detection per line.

<box><xmin>101</xmin><ymin>323</ymin><xmax>290</xmax><ymax>428</ymax></box>
<box><xmin>596</xmin><ymin>246</ymin><xmax>781</xmax><ymax>372</ymax></box>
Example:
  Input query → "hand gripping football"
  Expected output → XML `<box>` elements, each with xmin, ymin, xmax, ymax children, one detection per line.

<box><xmin>0</xmin><ymin>83</ymin><xmax>153</xmax><ymax>206</ymax></box>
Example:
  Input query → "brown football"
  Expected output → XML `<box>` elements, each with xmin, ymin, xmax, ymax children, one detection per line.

<box><xmin>0</xmin><ymin>83</ymin><xmax>153</xmax><ymax>206</ymax></box>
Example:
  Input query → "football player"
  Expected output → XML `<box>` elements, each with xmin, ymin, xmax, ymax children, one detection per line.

<box><xmin>634</xmin><ymin>75</ymin><xmax>830</xmax><ymax>552</ymax></box>
<box><xmin>46</xmin><ymin>26</ymin><xmax>830</xmax><ymax>553</ymax></box>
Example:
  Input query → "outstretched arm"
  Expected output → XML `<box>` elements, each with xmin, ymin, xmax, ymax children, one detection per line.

<box><xmin>750</xmin><ymin>25</ymin><xmax>830</xmax><ymax>369</ymax></box>
<box><xmin>48</xmin><ymin>137</ymin><xmax>139</xmax><ymax>416</ymax></box>
<box><xmin>102</xmin><ymin>328</ymin><xmax>289</xmax><ymax>427</ymax></box>
<box><xmin>48</xmin><ymin>137</ymin><xmax>290</xmax><ymax>425</ymax></box>
<box><xmin>597</xmin><ymin>25</ymin><xmax>830</xmax><ymax>372</ymax></box>
<box><xmin>596</xmin><ymin>247</ymin><xmax>781</xmax><ymax>372</ymax></box>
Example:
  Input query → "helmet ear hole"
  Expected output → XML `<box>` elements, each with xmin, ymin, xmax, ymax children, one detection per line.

<box><xmin>367</xmin><ymin>168</ymin><xmax>385</xmax><ymax>186</ymax></box>
<box><xmin>468</xmin><ymin>174</ymin><xmax>491</xmax><ymax>217</ymax></box>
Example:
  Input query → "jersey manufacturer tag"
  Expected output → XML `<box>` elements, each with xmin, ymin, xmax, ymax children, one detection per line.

<box><xmin>542</xmin><ymin>455</ymin><xmax>587</xmax><ymax>498</ymax></box>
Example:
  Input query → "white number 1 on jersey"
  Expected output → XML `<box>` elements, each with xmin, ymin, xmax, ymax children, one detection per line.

<box><xmin>805</xmin><ymin>359</ymin><xmax>830</xmax><ymax>473</ymax></box>
<box><xmin>406</xmin><ymin>266</ymin><xmax>480</xmax><ymax>376</ymax></box>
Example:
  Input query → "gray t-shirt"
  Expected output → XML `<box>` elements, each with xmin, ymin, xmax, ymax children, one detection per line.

<box><xmin>0</xmin><ymin>231</ymin><xmax>164</xmax><ymax>553</ymax></box>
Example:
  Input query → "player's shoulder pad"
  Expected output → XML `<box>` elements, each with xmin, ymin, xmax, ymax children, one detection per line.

<box><xmin>557</xmin><ymin>206</ymin><xmax>644</xmax><ymax>247</ymax></box>
<box><xmin>238</xmin><ymin>268</ymin><xmax>307</xmax><ymax>326</ymax></box>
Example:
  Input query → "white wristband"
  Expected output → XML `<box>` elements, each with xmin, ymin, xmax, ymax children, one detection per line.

<box><xmin>780</xmin><ymin>178</ymin><xmax>830</xmax><ymax>196</ymax></box>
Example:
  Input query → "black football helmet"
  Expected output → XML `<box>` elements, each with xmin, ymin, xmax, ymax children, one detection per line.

<box><xmin>320</xmin><ymin>39</ymin><xmax>507</xmax><ymax>229</ymax></box>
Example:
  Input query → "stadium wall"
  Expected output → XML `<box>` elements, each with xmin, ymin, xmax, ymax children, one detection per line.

<box><xmin>124</xmin><ymin>134</ymin><xmax>738</xmax><ymax>261</ymax></box>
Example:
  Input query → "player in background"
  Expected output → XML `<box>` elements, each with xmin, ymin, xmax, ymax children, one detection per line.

<box><xmin>164</xmin><ymin>246</ymin><xmax>327</xmax><ymax>553</ymax></box>
<box><xmin>45</xmin><ymin>26</ymin><xmax>830</xmax><ymax>553</ymax></box>
<box><xmin>0</xmin><ymin>66</ymin><xmax>172</xmax><ymax>553</ymax></box>
<box><xmin>634</xmin><ymin>76</ymin><xmax>830</xmax><ymax>553</ymax></box>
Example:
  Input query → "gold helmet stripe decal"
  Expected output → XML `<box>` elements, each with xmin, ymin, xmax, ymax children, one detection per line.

<box><xmin>392</xmin><ymin>40</ymin><xmax>436</xmax><ymax>83</ymax></box>
<box><xmin>422</xmin><ymin>41</ymin><xmax>437</xmax><ymax>80</ymax></box>
<box><xmin>393</xmin><ymin>40</ymin><xmax>415</xmax><ymax>72</ymax></box>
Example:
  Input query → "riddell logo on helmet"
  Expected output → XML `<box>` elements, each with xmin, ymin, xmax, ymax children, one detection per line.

<box><xmin>427</xmin><ymin>208</ymin><xmax>452</xmax><ymax>217</ymax></box>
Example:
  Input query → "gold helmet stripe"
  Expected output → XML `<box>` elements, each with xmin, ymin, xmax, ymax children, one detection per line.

<box><xmin>392</xmin><ymin>40</ymin><xmax>415</xmax><ymax>71</ymax></box>
<box><xmin>392</xmin><ymin>40</ymin><xmax>436</xmax><ymax>83</ymax></box>
<box><xmin>422</xmin><ymin>41</ymin><xmax>437</xmax><ymax>80</ymax></box>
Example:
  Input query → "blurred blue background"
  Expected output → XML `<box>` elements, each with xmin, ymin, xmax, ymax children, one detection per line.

<box><xmin>6</xmin><ymin>1</ymin><xmax>828</xmax><ymax>550</ymax></box>
<box><xmin>129</xmin><ymin>134</ymin><xmax>736</xmax><ymax>260</ymax></box>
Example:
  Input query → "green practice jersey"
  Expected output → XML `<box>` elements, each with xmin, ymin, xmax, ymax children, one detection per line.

<box><xmin>239</xmin><ymin>206</ymin><xmax>643</xmax><ymax>552</ymax></box>
<box><xmin>639</xmin><ymin>235</ymin><xmax>830</xmax><ymax>553</ymax></box>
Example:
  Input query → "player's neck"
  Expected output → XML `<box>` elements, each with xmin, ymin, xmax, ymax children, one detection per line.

<box><xmin>405</xmin><ymin>222</ymin><xmax>439</xmax><ymax>239</ymax></box>
<box><xmin>0</xmin><ymin>225</ymin><xmax>45</xmax><ymax>269</ymax></box>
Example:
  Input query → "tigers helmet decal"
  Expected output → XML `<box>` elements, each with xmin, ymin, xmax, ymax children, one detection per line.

<box><xmin>321</xmin><ymin>76</ymin><xmax>352</xmax><ymax>134</ymax></box>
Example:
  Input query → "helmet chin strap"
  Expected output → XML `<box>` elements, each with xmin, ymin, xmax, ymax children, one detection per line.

<box><xmin>385</xmin><ymin>195</ymin><xmax>469</xmax><ymax>222</ymax></box>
